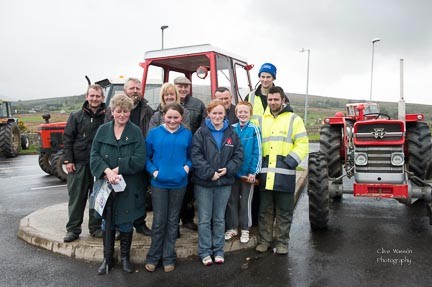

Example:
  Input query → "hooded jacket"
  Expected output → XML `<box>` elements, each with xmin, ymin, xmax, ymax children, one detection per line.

<box><xmin>259</xmin><ymin>105</ymin><xmax>308</xmax><ymax>192</ymax></box>
<box><xmin>191</xmin><ymin>118</ymin><xmax>243</xmax><ymax>187</ymax></box>
<box><xmin>63</xmin><ymin>101</ymin><xmax>106</xmax><ymax>164</ymax></box>
<box><xmin>146</xmin><ymin>124</ymin><xmax>192</xmax><ymax>189</ymax></box>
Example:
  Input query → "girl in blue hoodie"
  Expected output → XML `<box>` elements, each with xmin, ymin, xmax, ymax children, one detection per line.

<box><xmin>144</xmin><ymin>103</ymin><xmax>192</xmax><ymax>273</ymax></box>
<box><xmin>225</xmin><ymin>101</ymin><xmax>262</xmax><ymax>244</ymax></box>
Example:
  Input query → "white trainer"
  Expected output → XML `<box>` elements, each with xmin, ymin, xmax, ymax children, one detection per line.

<box><xmin>224</xmin><ymin>229</ymin><xmax>238</xmax><ymax>240</ymax></box>
<box><xmin>240</xmin><ymin>230</ymin><xmax>250</xmax><ymax>243</ymax></box>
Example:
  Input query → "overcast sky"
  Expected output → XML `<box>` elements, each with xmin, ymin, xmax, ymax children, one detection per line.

<box><xmin>1</xmin><ymin>0</ymin><xmax>431</xmax><ymax>104</ymax></box>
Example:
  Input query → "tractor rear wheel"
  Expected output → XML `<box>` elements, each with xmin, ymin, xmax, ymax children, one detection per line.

<box><xmin>38</xmin><ymin>153</ymin><xmax>53</xmax><ymax>175</ymax></box>
<box><xmin>51</xmin><ymin>150</ymin><xmax>67</xmax><ymax>181</ymax></box>
<box><xmin>308</xmin><ymin>152</ymin><xmax>329</xmax><ymax>230</ymax></box>
<box><xmin>406</xmin><ymin>122</ymin><xmax>432</xmax><ymax>180</ymax></box>
<box><xmin>319</xmin><ymin>124</ymin><xmax>343</xmax><ymax>199</ymax></box>
<box><xmin>0</xmin><ymin>122</ymin><xmax>21</xmax><ymax>157</ymax></box>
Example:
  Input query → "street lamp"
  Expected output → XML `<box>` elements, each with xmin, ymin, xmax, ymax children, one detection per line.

<box><xmin>161</xmin><ymin>25</ymin><xmax>168</xmax><ymax>50</ymax></box>
<box><xmin>300</xmin><ymin>48</ymin><xmax>310</xmax><ymax>125</ymax></box>
<box><xmin>369</xmin><ymin>38</ymin><xmax>380</xmax><ymax>101</ymax></box>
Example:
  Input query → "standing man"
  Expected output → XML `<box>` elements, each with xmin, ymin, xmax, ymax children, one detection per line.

<box><xmin>214</xmin><ymin>87</ymin><xmax>238</xmax><ymax>124</ymax></box>
<box><xmin>105</xmin><ymin>77</ymin><xmax>154</xmax><ymax>236</ymax></box>
<box><xmin>256</xmin><ymin>86</ymin><xmax>309</xmax><ymax>255</ymax></box>
<box><xmin>63</xmin><ymin>84</ymin><xmax>106</xmax><ymax>242</ymax></box>
<box><xmin>174</xmin><ymin>76</ymin><xmax>207</xmax><ymax>231</ymax></box>
<box><xmin>245</xmin><ymin>63</ymin><xmax>277</xmax><ymax>225</ymax></box>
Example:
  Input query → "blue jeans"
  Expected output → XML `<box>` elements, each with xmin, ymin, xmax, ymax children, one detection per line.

<box><xmin>145</xmin><ymin>186</ymin><xmax>186</xmax><ymax>266</ymax></box>
<box><xmin>195</xmin><ymin>184</ymin><xmax>231</xmax><ymax>259</ymax></box>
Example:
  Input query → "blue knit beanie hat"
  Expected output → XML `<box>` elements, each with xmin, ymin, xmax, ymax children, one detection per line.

<box><xmin>258</xmin><ymin>63</ymin><xmax>277</xmax><ymax>79</ymax></box>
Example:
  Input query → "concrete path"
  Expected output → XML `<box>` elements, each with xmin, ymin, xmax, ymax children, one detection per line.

<box><xmin>17</xmin><ymin>170</ymin><xmax>307</xmax><ymax>263</ymax></box>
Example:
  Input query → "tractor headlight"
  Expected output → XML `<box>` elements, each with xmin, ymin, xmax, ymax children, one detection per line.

<box><xmin>391</xmin><ymin>153</ymin><xmax>404</xmax><ymax>166</ymax></box>
<box><xmin>354</xmin><ymin>152</ymin><xmax>368</xmax><ymax>166</ymax></box>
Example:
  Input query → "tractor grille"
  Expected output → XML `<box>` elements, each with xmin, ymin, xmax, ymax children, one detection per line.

<box><xmin>354</xmin><ymin>121</ymin><xmax>404</xmax><ymax>144</ymax></box>
<box><xmin>355</xmin><ymin>146</ymin><xmax>404</xmax><ymax>173</ymax></box>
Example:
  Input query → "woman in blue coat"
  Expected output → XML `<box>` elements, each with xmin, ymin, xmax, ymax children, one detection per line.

<box><xmin>90</xmin><ymin>94</ymin><xmax>146</xmax><ymax>275</ymax></box>
<box><xmin>144</xmin><ymin>102</ymin><xmax>192</xmax><ymax>273</ymax></box>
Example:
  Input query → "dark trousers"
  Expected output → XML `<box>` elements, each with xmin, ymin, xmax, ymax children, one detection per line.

<box><xmin>66</xmin><ymin>163</ymin><xmax>101</xmax><ymax>235</ymax></box>
<box><xmin>146</xmin><ymin>187</ymin><xmax>186</xmax><ymax>266</ymax></box>
<box><xmin>180</xmin><ymin>177</ymin><xmax>195</xmax><ymax>224</ymax></box>
<box><xmin>258</xmin><ymin>190</ymin><xmax>294</xmax><ymax>246</ymax></box>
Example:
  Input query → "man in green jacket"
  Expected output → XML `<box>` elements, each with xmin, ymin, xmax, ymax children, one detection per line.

<box><xmin>63</xmin><ymin>84</ymin><xmax>106</xmax><ymax>242</ymax></box>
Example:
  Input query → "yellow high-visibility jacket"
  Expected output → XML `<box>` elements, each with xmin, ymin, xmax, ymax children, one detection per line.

<box><xmin>259</xmin><ymin>106</ymin><xmax>309</xmax><ymax>192</ymax></box>
<box><xmin>247</xmin><ymin>90</ymin><xmax>265</xmax><ymax>127</ymax></box>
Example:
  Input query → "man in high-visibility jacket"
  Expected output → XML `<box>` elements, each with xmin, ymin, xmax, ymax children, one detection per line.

<box><xmin>256</xmin><ymin>86</ymin><xmax>309</xmax><ymax>255</ymax></box>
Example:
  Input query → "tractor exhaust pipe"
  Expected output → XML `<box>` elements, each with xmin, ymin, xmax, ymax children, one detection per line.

<box><xmin>398</xmin><ymin>59</ymin><xmax>406</xmax><ymax>122</ymax></box>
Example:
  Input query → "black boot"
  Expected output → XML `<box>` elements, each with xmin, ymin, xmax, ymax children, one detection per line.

<box><xmin>98</xmin><ymin>228</ymin><xmax>116</xmax><ymax>275</ymax></box>
<box><xmin>120</xmin><ymin>231</ymin><xmax>134</xmax><ymax>273</ymax></box>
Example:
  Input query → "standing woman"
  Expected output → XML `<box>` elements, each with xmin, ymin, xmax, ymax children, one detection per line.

<box><xmin>192</xmin><ymin>100</ymin><xmax>243</xmax><ymax>266</ymax></box>
<box><xmin>144</xmin><ymin>102</ymin><xmax>193</xmax><ymax>273</ymax></box>
<box><xmin>90</xmin><ymin>94</ymin><xmax>147</xmax><ymax>275</ymax></box>
<box><xmin>148</xmin><ymin>82</ymin><xmax>190</xmax><ymax>132</ymax></box>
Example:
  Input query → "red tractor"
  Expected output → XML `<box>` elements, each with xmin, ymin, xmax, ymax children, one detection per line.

<box><xmin>38</xmin><ymin>44</ymin><xmax>254</xmax><ymax>180</ymax></box>
<box><xmin>308</xmin><ymin>101</ymin><xmax>432</xmax><ymax>229</ymax></box>
<box><xmin>138</xmin><ymin>44</ymin><xmax>254</xmax><ymax>108</ymax></box>
<box><xmin>38</xmin><ymin>114</ymin><xmax>67</xmax><ymax>180</ymax></box>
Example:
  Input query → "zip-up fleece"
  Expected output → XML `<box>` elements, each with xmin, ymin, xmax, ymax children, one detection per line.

<box><xmin>191</xmin><ymin>119</ymin><xmax>243</xmax><ymax>187</ymax></box>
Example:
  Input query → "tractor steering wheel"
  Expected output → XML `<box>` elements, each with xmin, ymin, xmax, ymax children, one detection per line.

<box><xmin>364</xmin><ymin>113</ymin><xmax>391</xmax><ymax>120</ymax></box>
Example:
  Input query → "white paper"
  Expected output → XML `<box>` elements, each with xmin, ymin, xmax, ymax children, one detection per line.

<box><xmin>94</xmin><ymin>181</ymin><xmax>112</xmax><ymax>216</ymax></box>
<box><xmin>111</xmin><ymin>174</ymin><xmax>127</xmax><ymax>192</ymax></box>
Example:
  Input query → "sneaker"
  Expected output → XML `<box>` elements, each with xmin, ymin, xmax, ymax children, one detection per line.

<box><xmin>224</xmin><ymin>229</ymin><xmax>238</xmax><ymax>240</ymax></box>
<box><xmin>145</xmin><ymin>263</ymin><xmax>156</xmax><ymax>272</ymax></box>
<box><xmin>276</xmin><ymin>245</ymin><xmax>289</xmax><ymax>255</ymax></box>
<box><xmin>255</xmin><ymin>243</ymin><xmax>270</xmax><ymax>253</ymax></box>
<box><xmin>63</xmin><ymin>231</ymin><xmax>79</xmax><ymax>243</ymax></box>
<box><xmin>214</xmin><ymin>256</ymin><xmax>224</xmax><ymax>264</ymax></box>
<box><xmin>90</xmin><ymin>229</ymin><xmax>103</xmax><ymax>238</ymax></box>
<box><xmin>201</xmin><ymin>256</ymin><xmax>213</xmax><ymax>266</ymax></box>
<box><xmin>240</xmin><ymin>230</ymin><xmax>250</xmax><ymax>243</ymax></box>
<box><xmin>164</xmin><ymin>265</ymin><xmax>175</xmax><ymax>272</ymax></box>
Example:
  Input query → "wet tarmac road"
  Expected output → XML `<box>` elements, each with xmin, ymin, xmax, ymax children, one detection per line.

<box><xmin>1</xmin><ymin>152</ymin><xmax>431</xmax><ymax>287</ymax></box>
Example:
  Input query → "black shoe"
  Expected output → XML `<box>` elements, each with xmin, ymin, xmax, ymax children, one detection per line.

<box><xmin>63</xmin><ymin>231</ymin><xmax>79</xmax><ymax>242</ymax></box>
<box><xmin>183</xmin><ymin>222</ymin><xmax>198</xmax><ymax>231</ymax></box>
<box><xmin>91</xmin><ymin>230</ymin><xmax>103</xmax><ymax>238</ymax></box>
<box><xmin>135</xmin><ymin>224</ymin><xmax>152</xmax><ymax>236</ymax></box>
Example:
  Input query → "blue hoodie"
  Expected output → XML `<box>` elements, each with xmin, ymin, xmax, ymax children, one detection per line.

<box><xmin>205</xmin><ymin>118</ymin><xmax>229</xmax><ymax>150</ymax></box>
<box><xmin>232</xmin><ymin>121</ymin><xmax>262</xmax><ymax>177</ymax></box>
<box><xmin>146</xmin><ymin>124</ymin><xmax>192</xmax><ymax>189</ymax></box>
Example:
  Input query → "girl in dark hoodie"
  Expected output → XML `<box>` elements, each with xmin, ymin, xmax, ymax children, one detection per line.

<box><xmin>191</xmin><ymin>100</ymin><xmax>243</xmax><ymax>266</ymax></box>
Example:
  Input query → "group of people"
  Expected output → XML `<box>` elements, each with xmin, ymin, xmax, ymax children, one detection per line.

<box><xmin>61</xmin><ymin>62</ymin><xmax>309</xmax><ymax>275</ymax></box>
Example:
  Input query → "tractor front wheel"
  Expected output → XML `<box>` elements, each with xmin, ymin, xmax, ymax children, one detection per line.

<box><xmin>308</xmin><ymin>152</ymin><xmax>330</xmax><ymax>230</ymax></box>
<box><xmin>38</xmin><ymin>153</ymin><xmax>53</xmax><ymax>175</ymax></box>
<box><xmin>51</xmin><ymin>150</ymin><xmax>67</xmax><ymax>181</ymax></box>
<box><xmin>406</xmin><ymin>122</ymin><xmax>432</xmax><ymax>180</ymax></box>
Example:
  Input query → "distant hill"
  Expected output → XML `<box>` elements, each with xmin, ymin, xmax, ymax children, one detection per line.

<box><xmin>11</xmin><ymin>91</ymin><xmax>432</xmax><ymax>125</ymax></box>
<box><xmin>12</xmin><ymin>94</ymin><xmax>85</xmax><ymax>114</ymax></box>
